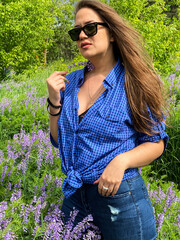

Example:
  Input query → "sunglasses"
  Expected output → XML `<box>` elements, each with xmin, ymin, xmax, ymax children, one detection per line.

<box><xmin>68</xmin><ymin>22</ymin><xmax>108</xmax><ymax>41</ymax></box>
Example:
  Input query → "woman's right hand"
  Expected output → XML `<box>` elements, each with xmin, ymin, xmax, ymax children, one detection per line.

<box><xmin>46</xmin><ymin>71</ymin><xmax>69</xmax><ymax>105</ymax></box>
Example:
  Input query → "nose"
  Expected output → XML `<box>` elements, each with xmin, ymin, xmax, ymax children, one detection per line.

<box><xmin>79</xmin><ymin>29</ymin><xmax>88</xmax><ymax>40</ymax></box>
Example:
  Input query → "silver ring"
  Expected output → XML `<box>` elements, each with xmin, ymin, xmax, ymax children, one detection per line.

<box><xmin>102</xmin><ymin>185</ymin><xmax>108</xmax><ymax>191</ymax></box>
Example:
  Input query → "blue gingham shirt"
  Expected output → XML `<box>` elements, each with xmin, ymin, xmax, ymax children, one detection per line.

<box><xmin>50</xmin><ymin>59</ymin><xmax>168</xmax><ymax>198</ymax></box>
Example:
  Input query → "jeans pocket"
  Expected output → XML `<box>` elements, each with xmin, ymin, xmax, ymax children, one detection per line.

<box><xmin>97</xmin><ymin>181</ymin><xmax>131</xmax><ymax>199</ymax></box>
<box><xmin>99</xmin><ymin>190</ymin><xmax>131</xmax><ymax>199</ymax></box>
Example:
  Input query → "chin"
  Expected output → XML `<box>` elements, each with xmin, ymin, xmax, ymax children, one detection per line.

<box><xmin>80</xmin><ymin>52</ymin><xmax>97</xmax><ymax>61</ymax></box>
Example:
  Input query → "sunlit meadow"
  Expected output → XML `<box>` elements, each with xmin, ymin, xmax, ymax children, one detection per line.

<box><xmin>0</xmin><ymin>60</ymin><xmax>179</xmax><ymax>239</ymax></box>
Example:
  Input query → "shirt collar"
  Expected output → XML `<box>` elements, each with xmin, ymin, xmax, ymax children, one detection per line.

<box><xmin>103</xmin><ymin>58</ymin><xmax>124</xmax><ymax>89</ymax></box>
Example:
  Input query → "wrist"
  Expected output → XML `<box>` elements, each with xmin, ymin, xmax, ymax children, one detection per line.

<box><xmin>47</xmin><ymin>97</ymin><xmax>61</xmax><ymax>108</ymax></box>
<box><xmin>47</xmin><ymin>104</ymin><xmax>61</xmax><ymax>116</ymax></box>
<box><xmin>114</xmin><ymin>154</ymin><xmax>130</xmax><ymax>170</ymax></box>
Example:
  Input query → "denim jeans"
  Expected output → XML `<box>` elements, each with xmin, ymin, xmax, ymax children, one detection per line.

<box><xmin>61</xmin><ymin>173</ymin><xmax>157</xmax><ymax>240</ymax></box>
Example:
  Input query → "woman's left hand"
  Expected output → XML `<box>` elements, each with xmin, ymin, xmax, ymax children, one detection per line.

<box><xmin>93</xmin><ymin>156</ymin><xmax>127</xmax><ymax>197</ymax></box>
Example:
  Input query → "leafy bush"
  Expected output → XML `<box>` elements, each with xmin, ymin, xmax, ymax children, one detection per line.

<box><xmin>150</xmin><ymin>67</ymin><xmax>180</xmax><ymax>187</ymax></box>
<box><xmin>106</xmin><ymin>0</ymin><xmax>180</xmax><ymax>74</ymax></box>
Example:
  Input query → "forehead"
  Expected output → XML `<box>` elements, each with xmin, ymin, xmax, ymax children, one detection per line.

<box><xmin>75</xmin><ymin>7</ymin><xmax>102</xmax><ymax>26</ymax></box>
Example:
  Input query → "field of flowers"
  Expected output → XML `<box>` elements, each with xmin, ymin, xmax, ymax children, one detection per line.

<box><xmin>0</xmin><ymin>60</ymin><xmax>179</xmax><ymax>239</ymax></box>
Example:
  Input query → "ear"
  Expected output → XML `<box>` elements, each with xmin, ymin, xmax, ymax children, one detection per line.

<box><xmin>110</xmin><ymin>36</ymin><xmax>114</xmax><ymax>42</ymax></box>
<box><xmin>109</xmin><ymin>32</ymin><xmax>115</xmax><ymax>42</ymax></box>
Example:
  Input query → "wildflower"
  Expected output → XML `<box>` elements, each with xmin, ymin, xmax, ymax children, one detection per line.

<box><xmin>85</xmin><ymin>61</ymin><xmax>95</xmax><ymax>72</ymax></box>
<box><xmin>156</xmin><ymin>213</ymin><xmax>164</xmax><ymax>233</ymax></box>
<box><xmin>1</xmin><ymin>165</ymin><xmax>8</xmax><ymax>185</ymax></box>
<box><xmin>3</xmin><ymin>231</ymin><xmax>18</xmax><ymax>240</ymax></box>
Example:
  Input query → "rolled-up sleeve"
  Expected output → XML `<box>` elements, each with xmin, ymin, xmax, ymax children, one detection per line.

<box><xmin>137</xmin><ymin>121</ymin><xmax>169</xmax><ymax>159</ymax></box>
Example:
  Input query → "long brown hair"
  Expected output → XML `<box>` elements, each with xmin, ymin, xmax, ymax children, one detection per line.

<box><xmin>75</xmin><ymin>0</ymin><xmax>166</xmax><ymax>135</ymax></box>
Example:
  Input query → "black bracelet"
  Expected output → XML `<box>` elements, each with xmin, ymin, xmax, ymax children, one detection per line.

<box><xmin>47</xmin><ymin>97</ymin><xmax>61</xmax><ymax>109</ymax></box>
<box><xmin>47</xmin><ymin>104</ymin><xmax>61</xmax><ymax>116</ymax></box>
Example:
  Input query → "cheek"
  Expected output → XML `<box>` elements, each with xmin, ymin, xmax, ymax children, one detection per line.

<box><xmin>77</xmin><ymin>41</ymin><xmax>81</xmax><ymax>49</ymax></box>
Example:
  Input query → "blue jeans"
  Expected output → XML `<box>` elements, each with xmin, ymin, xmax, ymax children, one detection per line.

<box><xmin>61</xmin><ymin>174</ymin><xmax>157</xmax><ymax>240</ymax></box>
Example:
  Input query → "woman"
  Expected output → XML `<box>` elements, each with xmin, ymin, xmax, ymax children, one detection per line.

<box><xmin>46</xmin><ymin>0</ymin><xmax>168</xmax><ymax>239</ymax></box>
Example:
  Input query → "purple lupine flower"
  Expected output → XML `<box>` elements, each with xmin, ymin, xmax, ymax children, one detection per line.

<box><xmin>0</xmin><ymin>98</ymin><xmax>12</xmax><ymax>114</ymax></box>
<box><xmin>0</xmin><ymin>150</ymin><xmax>4</xmax><ymax>164</ymax></box>
<box><xmin>10</xmin><ymin>189</ymin><xmax>22</xmax><ymax>202</ymax></box>
<box><xmin>3</xmin><ymin>231</ymin><xmax>18</xmax><ymax>239</ymax></box>
<box><xmin>156</xmin><ymin>213</ymin><xmax>164</xmax><ymax>233</ymax></box>
<box><xmin>1</xmin><ymin>165</ymin><xmax>8</xmax><ymax>185</ymax></box>
<box><xmin>18</xmin><ymin>180</ymin><xmax>22</xmax><ymax>188</ymax></box>
<box><xmin>34</xmin><ymin>203</ymin><xmax>42</xmax><ymax>224</ymax></box>
<box><xmin>7</xmin><ymin>145</ymin><xmax>15</xmax><ymax>159</ymax></box>
<box><xmin>85</xmin><ymin>61</ymin><xmax>95</xmax><ymax>72</ymax></box>
<box><xmin>7</xmin><ymin>169</ymin><xmax>13</xmax><ymax>179</ymax></box>
<box><xmin>177</xmin><ymin>215</ymin><xmax>180</xmax><ymax>227</ymax></box>
<box><xmin>21</xmin><ymin>204</ymin><xmax>33</xmax><ymax>226</ymax></box>
<box><xmin>63</xmin><ymin>208</ymin><xmax>79</xmax><ymax>239</ymax></box>
<box><xmin>54</xmin><ymin>177</ymin><xmax>62</xmax><ymax>188</ymax></box>
<box><xmin>8</xmin><ymin>182</ymin><xmax>12</xmax><ymax>191</ymax></box>
<box><xmin>45</xmin><ymin>146</ymin><xmax>54</xmax><ymax>165</ymax></box>
<box><xmin>70</xmin><ymin>214</ymin><xmax>101</xmax><ymax>239</ymax></box>
<box><xmin>44</xmin><ymin>205</ymin><xmax>65</xmax><ymax>240</ymax></box>
<box><xmin>32</xmin><ymin>225</ymin><xmax>39</xmax><ymax>237</ymax></box>
<box><xmin>0</xmin><ymin>201</ymin><xmax>7</xmax><ymax>220</ymax></box>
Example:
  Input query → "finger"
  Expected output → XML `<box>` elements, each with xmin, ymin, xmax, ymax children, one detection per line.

<box><xmin>101</xmin><ymin>185</ymin><xmax>109</xmax><ymax>196</ymax></box>
<box><xmin>93</xmin><ymin>178</ymin><xmax>100</xmax><ymax>184</ymax></box>
<box><xmin>47</xmin><ymin>71</ymin><xmax>68</xmax><ymax>82</ymax></box>
<box><xmin>53</xmin><ymin>76</ymin><xmax>70</xmax><ymax>84</ymax></box>
<box><xmin>111</xmin><ymin>183</ymin><xmax>120</xmax><ymax>196</ymax></box>
<box><xmin>98</xmin><ymin>181</ymin><xmax>104</xmax><ymax>195</ymax></box>
<box><xmin>63</xmin><ymin>78</ymin><xmax>70</xmax><ymax>83</ymax></box>
<box><xmin>99</xmin><ymin>182</ymin><xmax>110</xmax><ymax>196</ymax></box>
<box><xmin>54</xmin><ymin>71</ymin><xmax>68</xmax><ymax>76</ymax></box>
<box><xmin>105</xmin><ymin>185</ymin><xmax>114</xmax><ymax>197</ymax></box>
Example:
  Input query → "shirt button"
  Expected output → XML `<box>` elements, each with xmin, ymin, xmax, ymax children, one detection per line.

<box><xmin>106</xmin><ymin>115</ymin><xmax>109</xmax><ymax>118</ymax></box>
<box><xmin>75</xmin><ymin>108</ymin><xmax>77</xmax><ymax>111</ymax></box>
<box><xmin>73</xmin><ymin>153</ymin><xmax>76</xmax><ymax>156</ymax></box>
<box><xmin>75</xmin><ymin>130</ymin><xmax>78</xmax><ymax>134</ymax></box>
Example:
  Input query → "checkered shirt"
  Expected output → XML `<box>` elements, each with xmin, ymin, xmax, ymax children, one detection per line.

<box><xmin>50</xmin><ymin>59</ymin><xmax>169</xmax><ymax>198</ymax></box>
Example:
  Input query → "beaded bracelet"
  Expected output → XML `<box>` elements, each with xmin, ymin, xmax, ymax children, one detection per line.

<box><xmin>47</xmin><ymin>97</ymin><xmax>61</xmax><ymax>109</ymax></box>
<box><xmin>47</xmin><ymin>104</ymin><xmax>61</xmax><ymax>116</ymax></box>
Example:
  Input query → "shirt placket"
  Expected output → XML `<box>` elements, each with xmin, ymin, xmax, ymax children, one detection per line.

<box><xmin>71</xmin><ymin>85</ymin><xmax>80</xmax><ymax>165</ymax></box>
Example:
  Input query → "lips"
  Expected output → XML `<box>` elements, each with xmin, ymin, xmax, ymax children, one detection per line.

<box><xmin>81</xmin><ymin>42</ymin><xmax>92</xmax><ymax>48</ymax></box>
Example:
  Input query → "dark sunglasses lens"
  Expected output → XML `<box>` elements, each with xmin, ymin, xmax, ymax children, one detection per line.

<box><xmin>68</xmin><ymin>29</ymin><xmax>80</xmax><ymax>41</ymax></box>
<box><xmin>84</xmin><ymin>24</ymin><xmax>97</xmax><ymax>36</ymax></box>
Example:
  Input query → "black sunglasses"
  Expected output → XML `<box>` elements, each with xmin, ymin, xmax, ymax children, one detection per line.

<box><xmin>68</xmin><ymin>22</ymin><xmax>108</xmax><ymax>41</ymax></box>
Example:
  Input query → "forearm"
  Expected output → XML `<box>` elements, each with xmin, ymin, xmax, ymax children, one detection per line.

<box><xmin>116</xmin><ymin>140</ymin><xmax>165</xmax><ymax>170</ymax></box>
<box><xmin>46</xmin><ymin>70</ymin><xmax>68</xmax><ymax>145</ymax></box>
<box><xmin>49</xmin><ymin>106</ymin><xmax>60</xmax><ymax>145</ymax></box>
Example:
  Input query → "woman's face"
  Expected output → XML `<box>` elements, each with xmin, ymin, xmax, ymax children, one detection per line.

<box><xmin>75</xmin><ymin>7</ymin><xmax>114</xmax><ymax>61</ymax></box>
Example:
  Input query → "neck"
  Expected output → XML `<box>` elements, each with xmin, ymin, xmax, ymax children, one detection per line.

<box><xmin>88</xmin><ymin>53</ymin><xmax>117</xmax><ymax>77</ymax></box>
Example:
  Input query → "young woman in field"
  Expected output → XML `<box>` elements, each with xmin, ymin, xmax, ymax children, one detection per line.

<box><xmin>46</xmin><ymin>0</ymin><xmax>168</xmax><ymax>239</ymax></box>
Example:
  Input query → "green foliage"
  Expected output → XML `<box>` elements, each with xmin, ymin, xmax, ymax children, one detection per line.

<box><xmin>107</xmin><ymin>0</ymin><xmax>180</xmax><ymax>74</ymax></box>
<box><xmin>0</xmin><ymin>0</ymin><xmax>57</xmax><ymax>79</ymax></box>
<box><xmin>47</xmin><ymin>0</ymin><xmax>78</xmax><ymax>62</ymax></box>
